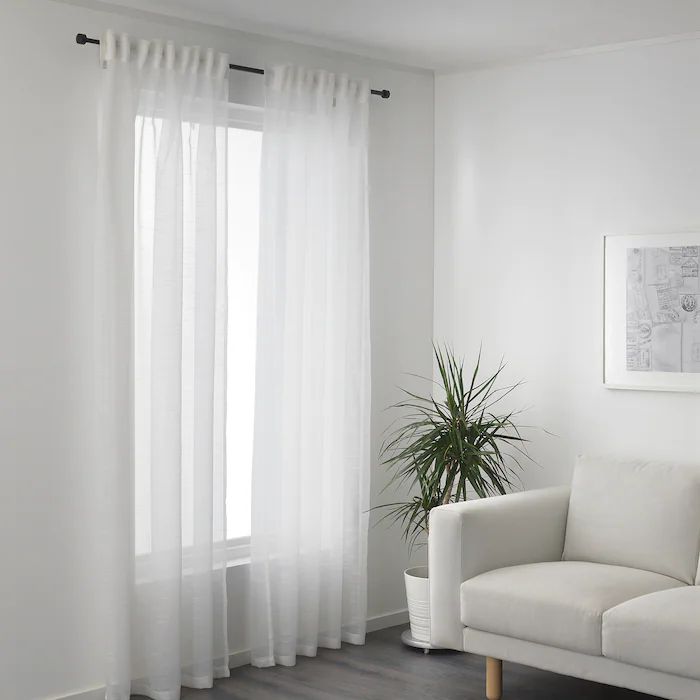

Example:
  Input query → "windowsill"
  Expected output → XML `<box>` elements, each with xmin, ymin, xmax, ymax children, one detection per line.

<box><xmin>133</xmin><ymin>537</ymin><xmax>251</xmax><ymax>579</ymax></box>
<box><xmin>227</xmin><ymin>555</ymin><xmax>251</xmax><ymax>568</ymax></box>
<box><xmin>226</xmin><ymin>538</ymin><xmax>251</xmax><ymax>568</ymax></box>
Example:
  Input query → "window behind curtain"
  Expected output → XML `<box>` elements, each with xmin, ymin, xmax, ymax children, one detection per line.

<box><xmin>225</xmin><ymin>122</ymin><xmax>261</xmax><ymax>543</ymax></box>
<box><xmin>134</xmin><ymin>110</ymin><xmax>262</xmax><ymax>556</ymax></box>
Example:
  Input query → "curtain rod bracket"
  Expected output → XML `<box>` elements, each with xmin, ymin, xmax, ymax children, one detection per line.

<box><xmin>75</xmin><ymin>33</ymin><xmax>391</xmax><ymax>99</ymax></box>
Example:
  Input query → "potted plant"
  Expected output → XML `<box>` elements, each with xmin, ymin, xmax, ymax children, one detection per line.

<box><xmin>377</xmin><ymin>344</ymin><xmax>533</xmax><ymax>649</ymax></box>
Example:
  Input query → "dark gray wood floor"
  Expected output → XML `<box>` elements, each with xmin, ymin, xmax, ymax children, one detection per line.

<box><xmin>176</xmin><ymin>625</ymin><xmax>658</xmax><ymax>700</ymax></box>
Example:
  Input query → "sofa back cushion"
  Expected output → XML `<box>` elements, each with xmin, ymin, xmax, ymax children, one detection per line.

<box><xmin>563</xmin><ymin>455</ymin><xmax>700</xmax><ymax>584</ymax></box>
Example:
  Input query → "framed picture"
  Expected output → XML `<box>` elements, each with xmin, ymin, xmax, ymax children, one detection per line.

<box><xmin>604</xmin><ymin>232</ymin><xmax>700</xmax><ymax>392</ymax></box>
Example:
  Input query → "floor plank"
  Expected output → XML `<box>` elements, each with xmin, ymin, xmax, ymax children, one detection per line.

<box><xmin>173</xmin><ymin>625</ymin><xmax>659</xmax><ymax>699</ymax></box>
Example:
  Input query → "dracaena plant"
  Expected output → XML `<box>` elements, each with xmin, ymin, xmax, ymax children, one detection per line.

<box><xmin>377</xmin><ymin>344</ymin><xmax>533</xmax><ymax>551</ymax></box>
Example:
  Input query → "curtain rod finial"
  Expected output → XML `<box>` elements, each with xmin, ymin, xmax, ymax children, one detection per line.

<box><xmin>76</xmin><ymin>33</ymin><xmax>88</xmax><ymax>45</ymax></box>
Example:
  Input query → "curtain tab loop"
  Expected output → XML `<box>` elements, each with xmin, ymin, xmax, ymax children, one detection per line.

<box><xmin>189</xmin><ymin>46</ymin><xmax>201</xmax><ymax>75</ymax></box>
<box><xmin>336</xmin><ymin>74</ymin><xmax>349</xmax><ymax>99</ymax></box>
<box><xmin>117</xmin><ymin>33</ymin><xmax>130</xmax><ymax>63</ymax></box>
<box><xmin>150</xmin><ymin>40</ymin><xmax>163</xmax><ymax>70</ymax></box>
<box><xmin>215</xmin><ymin>54</ymin><xmax>229</xmax><ymax>81</ymax></box>
<box><xmin>164</xmin><ymin>41</ymin><xmax>176</xmax><ymax>71</ymax></box>
<box><xmin>136</xmin><ymin>39</ymin><xmax>149</xmax><ymax>70</ymax></box>
<box><xmin>357</xmin><ymin>78</ymin><xmax>370</xmax><ymax>104</ymax></box>
<box><xmin>99</xmin><ymin>29</ymin><xmax>116</xmax><ymax>65</ymax></box>
<box><xmin>203</xmin><ymin>48</ymin><xmax>215</xmax><ymax>78</ymax></box>
<box><xmin>99</xmin><ymin>30</ymin><xmax>131</xmax><ymax>65</ymax></box>
<box><xmin>178</xmin><ymin>45</ymin><xmax>191</xmax><ymax>74</ymax></box>
<box><xmin>265</xmin><ymin>64</ymin><xmax>287</xmax><ymax>92</ymax></box>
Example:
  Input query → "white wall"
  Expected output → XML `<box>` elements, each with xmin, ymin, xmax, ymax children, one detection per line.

<box><xmin>0</xmin><ymin>2</ymin><xmax>433</xmax><ymax>698</ymax></box>
<box><xmin>435</xmin><ymin>39</ymin><xmax>700</xmax><ymax>491</ymax></box>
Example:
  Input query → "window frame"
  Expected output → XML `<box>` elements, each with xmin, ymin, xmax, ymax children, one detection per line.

<box><xmin>133</xmin><ymin>102</ymin><xmax>263</xmax><ymax>568</ymax></box>
<box><xmin>222</xmin><ymin>102</ymin><xmax>263</xmax><ymax>564</ymax></box>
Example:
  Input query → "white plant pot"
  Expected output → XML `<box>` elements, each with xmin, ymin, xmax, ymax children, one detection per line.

<box><xmin>404</xmin><ymin>565</ymin><xmax>431</xmax><ymax>643</ymax></box>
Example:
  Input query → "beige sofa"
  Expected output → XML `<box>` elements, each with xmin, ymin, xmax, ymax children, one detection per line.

<box><xmin>428</xmin><ymin>455</ymin><xmax>700</xmax><ymax>700</ymax></box>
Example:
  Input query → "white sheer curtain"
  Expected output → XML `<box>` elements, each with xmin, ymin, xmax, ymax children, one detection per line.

<box><xmin>249</xmin><ymin>65</ymin><xmax>372</xmax><ymax>668</ymax></box>
<box><xmin>95</xmin><ymin>30</ymin><xmax>230</xmax><ymax>700</ymax></box>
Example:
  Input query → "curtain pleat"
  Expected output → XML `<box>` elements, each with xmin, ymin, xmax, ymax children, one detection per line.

<box><xmin>249</xmin><ymin>64</ymin><xmax>371</xmax><ymax>668</ymax></box>
<box><xmin>95</xmin><ymin>29</ymin><xmax>230</xmax><ymax>700</ymax></box>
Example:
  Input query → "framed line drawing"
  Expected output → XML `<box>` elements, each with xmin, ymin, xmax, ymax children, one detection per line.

<box><xmin>604</xmin><ymin>232</ymin><xmax>700</xmax><ymax>392</ymax></box>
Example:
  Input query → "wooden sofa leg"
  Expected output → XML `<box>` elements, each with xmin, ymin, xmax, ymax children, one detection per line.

<box><xmin>486</xmin><ymin>657</ymin><xmax>503</xmax><ymax>700</ymax></box>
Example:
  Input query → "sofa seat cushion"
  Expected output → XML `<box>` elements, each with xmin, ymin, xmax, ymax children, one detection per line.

<box><xmin>603</xmin><ymin>586</ymin><xmax>700</xmax><ymax>680</ymax></box>
<box><xmin>460</xmin><ymin>561</ymin><xmax>684</xmax><ymax>655</ymax></box>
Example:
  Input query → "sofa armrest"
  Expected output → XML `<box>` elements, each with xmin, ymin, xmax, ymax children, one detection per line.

<box><xmin>428</xmin><ymin>486</ymin><xmax>570</xmax><ymax>650</ymax></box>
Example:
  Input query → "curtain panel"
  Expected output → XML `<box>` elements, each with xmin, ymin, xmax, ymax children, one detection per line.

<box><xmin>95</xmin><ymin>30</ymin><xmax>230</xmax><ymax>700</ymax></box>
<box><xmin>249</xmin><ymin>64</ymin><xmax>372</xmax><ymax>668</ymax></box>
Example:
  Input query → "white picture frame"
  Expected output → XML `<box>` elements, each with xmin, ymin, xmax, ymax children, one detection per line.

<box><xmin>604</xmin><ymin>232</ymin><xmax>700</xmax><ymax>393</ymax></box>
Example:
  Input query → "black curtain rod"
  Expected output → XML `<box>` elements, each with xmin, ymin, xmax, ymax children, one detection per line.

<box><xmin>76</xmin><ymin>34</ymin><xmax>391</xmax><ymax>99</ymax></box>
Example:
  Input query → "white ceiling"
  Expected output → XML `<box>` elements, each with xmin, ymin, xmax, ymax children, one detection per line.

<box><xmin>96</xmin><ymin>0</ymin><xmax>700</xmax><ymax>71</ymax></box>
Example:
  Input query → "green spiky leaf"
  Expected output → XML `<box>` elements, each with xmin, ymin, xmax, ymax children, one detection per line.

<box><xmin>373</xmin><ymin>343</ymin><xmax>538</xmax><ymax>552</ymax></box>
